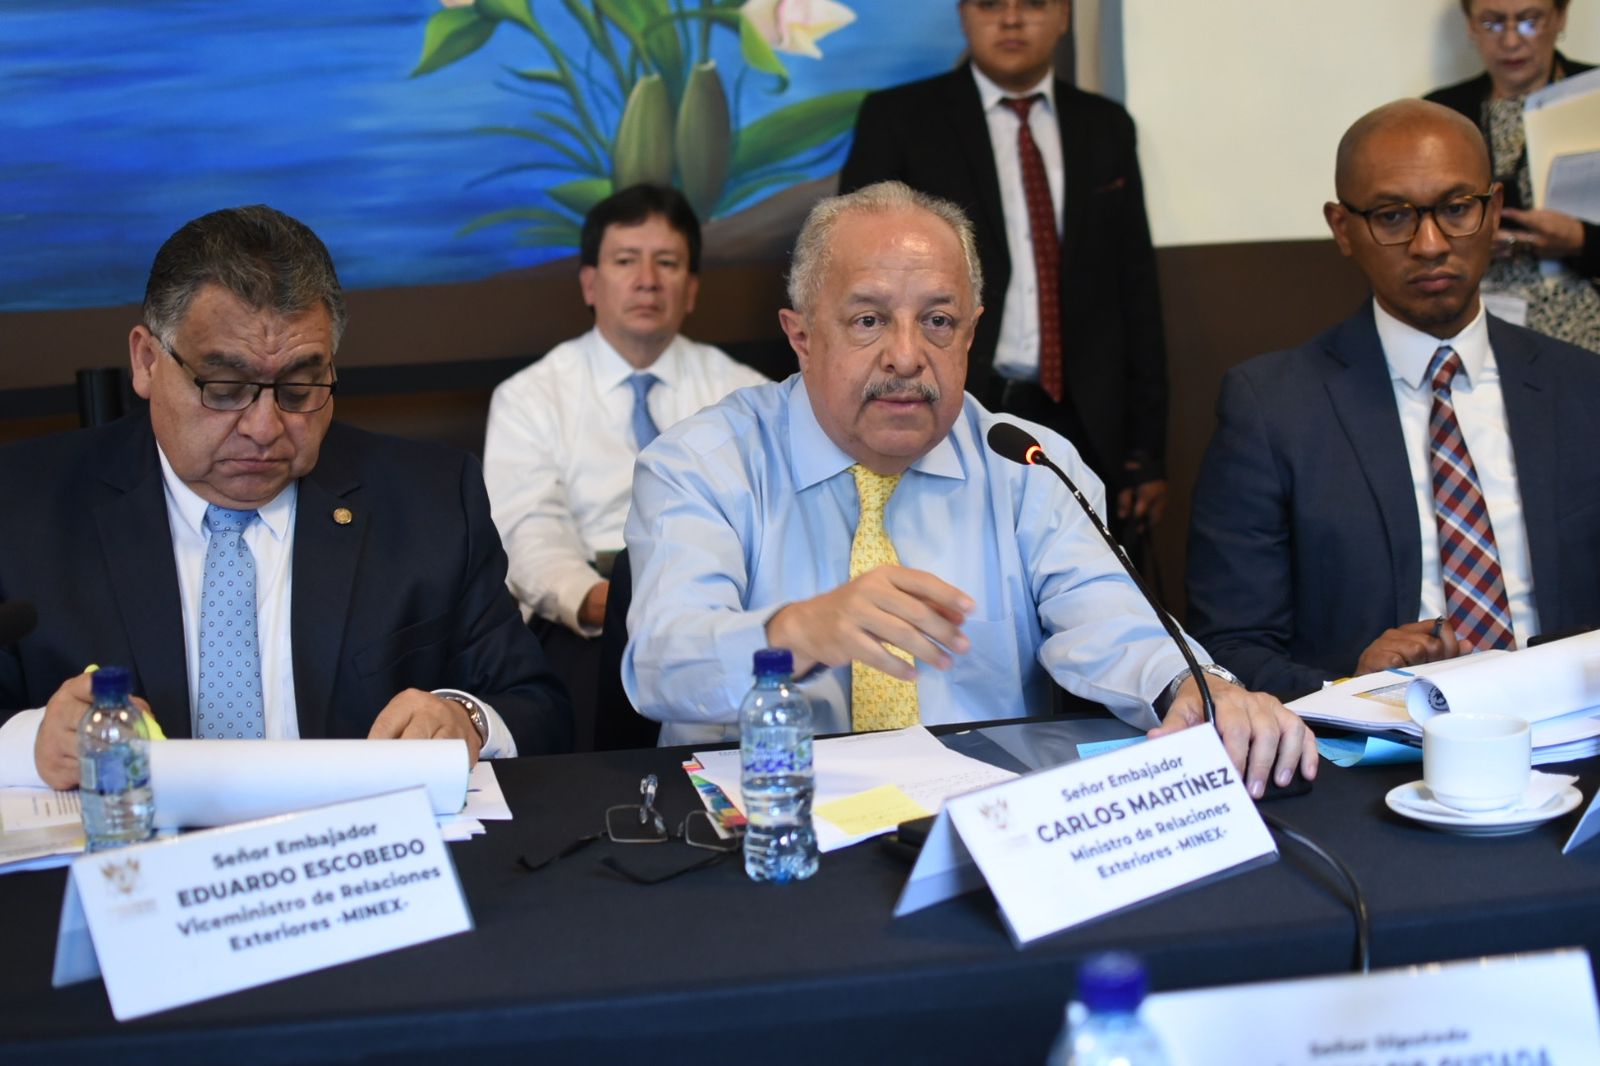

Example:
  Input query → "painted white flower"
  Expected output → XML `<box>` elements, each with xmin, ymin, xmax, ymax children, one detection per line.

<box><xmin>740</xmin><ymin>0</ymin><xmax>856</xmax><ymax>59</ymax></box>
<box><xmin>438</xmin><ymin>0</ymin><xmax>474</xmax><ymax>7</ymax></box>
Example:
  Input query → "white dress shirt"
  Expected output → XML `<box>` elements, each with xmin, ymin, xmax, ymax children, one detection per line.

<box><xmin>0</xmin><ymin>447</ymin><xmax>513</xmax><ymax>787</ymax></box>
<box><xmin>973</xmin><ymin>65</ymin><xmax>1065</xmax><ymax>382</ymax></box>
<box><xmin>483</xmin><ymin>328</ymin><xmax>767</xmax><ymax>635</ymax></box>
<box><xmin>1374</xmin><ymin>300</ymin><xmax>1541</xmax><ymax>645</ymax></box>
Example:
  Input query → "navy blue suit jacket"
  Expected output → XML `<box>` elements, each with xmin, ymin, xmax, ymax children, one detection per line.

<box><xmin>1186</xmin><ymin>306</ymin><xmax>1600</xmax><ymax>698</ymax></box>
<box><xmin>0</xmin><ymin>414</ymin><xmax>572</xmax><ymax>754</ymax></box>
<box><xmin>839</xmin><ymin>65</ymin><xmax>1167</xmax><ymax>480</ymax></box>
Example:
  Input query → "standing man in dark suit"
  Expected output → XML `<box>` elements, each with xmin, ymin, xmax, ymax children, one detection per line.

<box><xmin>1186</xmin><ymin>99</ymin><xmax>1600</xmax><ymax>699</ymax></box>
<box><xmin>840</xmin><ymin>0</ymin><xmax>1169</xmax><ymax>530</ymax></box>
<box><xmin>0</xmin><ymin>205</ymin><xmax>572</xmax><ymax>788</ymax></box>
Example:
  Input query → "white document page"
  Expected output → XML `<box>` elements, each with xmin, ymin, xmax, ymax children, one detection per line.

<box><xmin>693</xmin><ymin>726</ymin><xmax>1016</xmax><ymax>852</ymax></box>
<box><xmin>150</xmin><ymin>739</ymin><xmax>470</xmax><ymax>829</ymax></box>
<box><xmin>1546</xmin><ymin>151</ymin><xmax>1600</xmax><ymax>223</ymax></box>
<box><xmin>0</xmin><ymin>786</ymin><xmax>86</xmax><ymax>871</ymax></box>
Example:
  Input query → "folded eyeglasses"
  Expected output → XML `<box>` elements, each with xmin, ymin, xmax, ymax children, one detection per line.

<box><xmin>518</xmin><ymin>774</ymin><xmax>742</xmax><ymax>884</ymax></box>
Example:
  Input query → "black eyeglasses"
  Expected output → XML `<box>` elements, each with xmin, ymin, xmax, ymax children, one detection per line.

<box><xmin>1338</xmin><ymin>190</ymin><xmax>1497</xmax><ymax>246</ymax></box>
<box><xmin>963</xmin><ymin>0</ymin><xmax>1061</xmax><ymax>19</ymax></box>
<box><xmin>164</xmin><ymin>343</ymin><xmax>337</xmax><ymax>413</ymax></box>
<box><xmin>518</xmin><ymin>774</ymin><xmax>742</xmax><ymax>884</ymax></box>
<box><xmin>1473</xmin><ymin>12</ymin><xmax>1548</xmax><ymax>37</ymax></box>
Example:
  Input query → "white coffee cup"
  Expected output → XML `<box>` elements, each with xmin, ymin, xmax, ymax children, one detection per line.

<box><xmin>1422</xmin><ymin>713</ymin><xmax>1532</xmax><ymax>812</ymax></box>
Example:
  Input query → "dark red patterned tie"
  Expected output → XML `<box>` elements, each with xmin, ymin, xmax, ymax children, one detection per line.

<box><xmin>1427</xmin><ymin>346</ymin><xmax>1515</xmax><ymax>651</ymax></box>
<box><xmin>1001</xmin><ymin>95</ymin><xmax>1063</xmax><ymax>403</ymax></box>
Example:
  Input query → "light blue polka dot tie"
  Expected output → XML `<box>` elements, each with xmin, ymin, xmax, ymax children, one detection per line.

<box><xmin>197</xmin><ymin>505</ymin><xmax>265</xmax><ymax>739</ymax></box>
<box><xmin>629</xmin><ymin>372</ymin><xmax>661</xmax><ymax>451</ymax></box>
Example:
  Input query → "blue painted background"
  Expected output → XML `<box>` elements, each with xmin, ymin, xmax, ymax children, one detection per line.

<box><xmin>0</xmin><ymin>1</ymin><xmax>961</xmax><ymax>311</ymax></box>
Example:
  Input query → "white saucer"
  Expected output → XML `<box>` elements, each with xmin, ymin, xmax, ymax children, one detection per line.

<box><xmin>1384</xmin><ymin>781</ymin><xmax>1583</xmax><ymax>837</ymax></box>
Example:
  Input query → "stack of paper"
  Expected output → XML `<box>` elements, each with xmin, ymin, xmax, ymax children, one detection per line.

<box><xmin>1288</xmin><ymin>632</ymin><xmax>1600</xmax><ymax>765</ymax></box>
<box><xmin>1525</xmin><ymin>66</ymin><xmax>1600</xmax><ymax>216</ymax></box>
<box><xmin>0</xmin><ymin>787</ymin><xmax>85</xmax><ymax>872</ymax></box>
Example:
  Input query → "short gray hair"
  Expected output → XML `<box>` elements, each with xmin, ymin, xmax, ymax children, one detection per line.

<box><xmin>786</xmin><ymin>181</ymin><xmax>984</xmax><ymax>314</ymax></box>
<box><xmin>142</xmin><ymin>205</ymin><xmax>349</xmax><ymax>352</ymax></box>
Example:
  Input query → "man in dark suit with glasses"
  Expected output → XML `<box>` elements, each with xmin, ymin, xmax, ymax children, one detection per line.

<box><xmin>1186</xmin><ymin>99</ymin><xmax>1600</xmax><ymax>698</ymax></box>
<box><xmin>0</xmin><ymin>205</ymin><xmax>571</xmax><ymax>789</ymax></box>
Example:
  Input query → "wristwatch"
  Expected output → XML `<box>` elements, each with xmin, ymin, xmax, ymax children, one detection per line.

<box><xmin>1155</xmin><ymin>664</ymin><xmax>1242</xmax><ymax>715</ymax></box>
<box><xmin>440</xmin><ymin>693</ymin><xmax>489</xmax><ymax>746</ymax></box>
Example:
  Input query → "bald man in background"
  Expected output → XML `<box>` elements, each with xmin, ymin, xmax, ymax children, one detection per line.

<box><xmin>1187</xmin><ymin>99</ymin><xmax>1600</xmax><ymax>698</ymax></box>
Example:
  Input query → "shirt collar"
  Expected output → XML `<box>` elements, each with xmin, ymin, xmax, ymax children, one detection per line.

<box><xmin>155</xmin><ymin>443</ymin><xmax>295</xmax><ymax>541</ymax></box>
<box><xmin>1373</xmin><ymin>298</ymin><xmax>1492</xmax><ymax>391</ymax></box>
<box><xmin>588</xmin><ymin>327</ymin><xmax>685</xmax><ymax>393</ymax></box>
<box><xmin>971</xmin><ymin>63</ymin><xmax>1056</xmax><ymax>117</ymax></box>
<box><xmin>786</xmin><ymin>376</ymin><xmax>964</xmax><ymax>491</ymax></box>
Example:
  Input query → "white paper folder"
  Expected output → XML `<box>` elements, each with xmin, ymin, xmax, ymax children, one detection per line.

<box><xmin>149</xmin><ymin>739</ymin><xmax>470</xmax><ymax>829</ymax></box>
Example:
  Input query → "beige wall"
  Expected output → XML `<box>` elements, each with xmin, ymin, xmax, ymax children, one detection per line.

<box><xmin>1121</xmin><ymin>0</ymin><xmax>1600</xmax><ymax>246</ymax></box>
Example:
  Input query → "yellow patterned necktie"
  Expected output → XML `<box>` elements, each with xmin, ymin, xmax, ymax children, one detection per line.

<box><xmin>849</xmin><ymin>464</ymin><xmax>921</xmax><ymax>732</ymax></box>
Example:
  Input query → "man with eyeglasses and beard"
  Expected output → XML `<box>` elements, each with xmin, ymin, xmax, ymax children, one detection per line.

<box><xmin>0</xmin><ymin>205</ymin><xmax>572</xmax><ymax>790</ymax></box>
<box><xmin>1186</xmin><ymin>100</ymin><xmax>1600</xmax><ymax>700</ymax></box>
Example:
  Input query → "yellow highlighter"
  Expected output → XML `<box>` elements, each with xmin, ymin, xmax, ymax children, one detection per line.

<box><xmin>83</xmin><ymin>664</ymin><xmax>167</xmax><ymax>740</ymax></box>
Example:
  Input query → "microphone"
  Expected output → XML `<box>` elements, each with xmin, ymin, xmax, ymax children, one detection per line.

<box><xmin>990</xmin><ymin>422</ymin><xmax>1312</xmax><ymax>800</ymax></box>
<box><xmin>986</xmin><ymin>422</ymin><xmax>1216</xmax><ymax>726</ymax></box>
<box><xmin>0</xmin><ymin>601</ymin><xmax>37</xmax><ymax>647</ymax></box>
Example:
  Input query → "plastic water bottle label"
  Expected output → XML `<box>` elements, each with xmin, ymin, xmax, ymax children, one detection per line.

<box><xmin>85</xmin><ymin>748</ymin><xmax>148</xmax><ymax>795</ymax></box>
<box><xmin>743</xmin><ymin>745</ymin><xmax>811</xmax><ymax>774</ymax></box>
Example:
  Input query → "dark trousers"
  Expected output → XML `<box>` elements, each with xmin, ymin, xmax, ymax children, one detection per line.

<box><xmin>529</xmin><ymin>617</ymin><xmax>601</xmax><ymax>753</ymax></box>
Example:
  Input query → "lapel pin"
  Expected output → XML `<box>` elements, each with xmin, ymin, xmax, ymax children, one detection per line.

<box><xmin>332</xmin><ymin>507</ymin><xmax>353</xmax><ymax>526</ymax></box>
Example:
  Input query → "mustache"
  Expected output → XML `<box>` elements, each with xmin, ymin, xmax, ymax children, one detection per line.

<box><xmin>862</xmin><ymin>378</ymin><xmax>940</xmax><ymax>403</ymax></box>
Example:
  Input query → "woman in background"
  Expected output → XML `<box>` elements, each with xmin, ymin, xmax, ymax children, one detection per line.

<box><xmin>1427</xmin><ymin>0</ymin><xmax>1599</xmax><ymax>351</ymax></box>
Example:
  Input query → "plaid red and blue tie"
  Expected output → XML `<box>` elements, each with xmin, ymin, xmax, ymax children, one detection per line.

<box><xmin>1002</xmin><ymin>94</ymin><xmax>1063</xmax><ymax>404</ymax></box>
<box><xmin>1426</xmin><ymin>345</ymin><xmax>1515</xmax><ymax>652</ymax></box>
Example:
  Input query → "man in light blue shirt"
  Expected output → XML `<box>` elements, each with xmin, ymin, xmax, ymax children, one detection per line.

<box><xmin>623</xmin><ymin>181</ymin><xmax>1316</xmax><ymax>798</ymax></box>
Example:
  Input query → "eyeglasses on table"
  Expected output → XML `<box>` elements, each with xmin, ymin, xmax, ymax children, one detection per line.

<box><xmin>518</xmin><ymin>773</ymin><xmax>742</xmax><ymax>885</ymax></box>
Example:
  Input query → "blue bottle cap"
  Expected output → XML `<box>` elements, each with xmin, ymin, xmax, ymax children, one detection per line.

<box><xmin>753</xmin><ymin>648</ymin><xmax>794</xmax><ymax>677</ymax></box>
<box><xmin>90</xmin><ymin>665</ymin><xmax>131</xmax><ymax>703</ymax></box>
<box><xmin>1077</xmin><ymin>952</ymin><xmax>1148</xmax><ymax>1013</ymax></box>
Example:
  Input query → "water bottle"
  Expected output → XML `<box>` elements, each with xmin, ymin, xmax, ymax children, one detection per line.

<box><xmin>739</xmin><ymin>648</ymin><xmax>818</xmax><ymax>882</ymax></box>
<box><xmin>78</xmin><ymin>666</ymin><xmax>155</xmax><ymax>852</ymax></box>
<box><xmin>1047</xmin><ymin>953</ymin><xmax>1171</xmax><ymax>1066</ymax></box>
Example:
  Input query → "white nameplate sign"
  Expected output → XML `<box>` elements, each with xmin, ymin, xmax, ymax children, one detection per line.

<box><xmin>1141</xmin><ymin>948</ymin><xmax>1600</xmax><ymax>1063</ymax></box>
<box><xmin>52</xmin><ymin>786</ymin><xmax>472</xmax><ymax>1020</ymax></box>
<box><xmin>1564</xmin><ymin>789</ymin><xmax>1600</xmax><ymax>853</ymax></box>
<box><xmin>895</xmin><ymin>727</ymin><xmax>1275</xmax><ymax>947</ymax></box>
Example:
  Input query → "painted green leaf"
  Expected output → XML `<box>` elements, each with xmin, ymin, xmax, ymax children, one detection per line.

<box><xmin>458</xmin><ymin>205</ymin><xmax>581</xmax><ymax>237</ymax></box>
<box><xmin>475</xmin><ymin>0</ymin><xmax>538</xmax><ymax>33</ymax></box>
<box><xmin>473</xmin><ymin>124</ymin><xmax>601</xmax><ymax>174</ymax></box>
<box><xmin>597</xmin><ymin>0</ymin><xmax>684</xmax><ymax>99</ymax></box>
<box><xmin>736</xmin><ymin>14</ymin><xmax>788</xmax><ymax>91</ymax></box>
<box><xmin>411</xmin><ymin>9</ymin><xmax>497</xmax><ymax>77</ymax></box>
<box><xmin>729</xmin><ymin>90</ymin><xmax>866</xmax><ymax>175</ymax></box>
<box><xmin>559</xmin><ymin>0</ymin><xmax>608</xmax><ymax>49</ymax></box>
<box><xmin>548</xmin><ymin>177</ymin><xmax>615</xmax><ymax>216</ymax></box>
<box><xmin>515</xmin><ymin>223</ymin><xmax>583</xmax><ymax>247</ymax></box>
<box><xmin>507</xmin><ymin>68</ymin><xmax>566</xmax><ymax>86</ymax></box>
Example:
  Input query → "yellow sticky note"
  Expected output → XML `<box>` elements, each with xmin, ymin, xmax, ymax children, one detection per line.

<box><xmin>815</xmin><ymin>784</ymin><xmax>930</xmax><ymax>836</ymax></box>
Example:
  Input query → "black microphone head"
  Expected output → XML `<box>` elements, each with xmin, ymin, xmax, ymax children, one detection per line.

<box><xmin>986</xmin><ymin>422</ymin><xmax>1043</xmax><ymax>466</ymax></box>
<box><xmin>0</xmin><ymin>601</ymin><xmax>36</xmax><ymax>647</ymax></box>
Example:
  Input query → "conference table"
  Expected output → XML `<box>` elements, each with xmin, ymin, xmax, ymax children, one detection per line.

<box><xmin>8</xmin><ymin>717</ymin><xmax>1600</xmax><ymax>1066</ymax></box>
